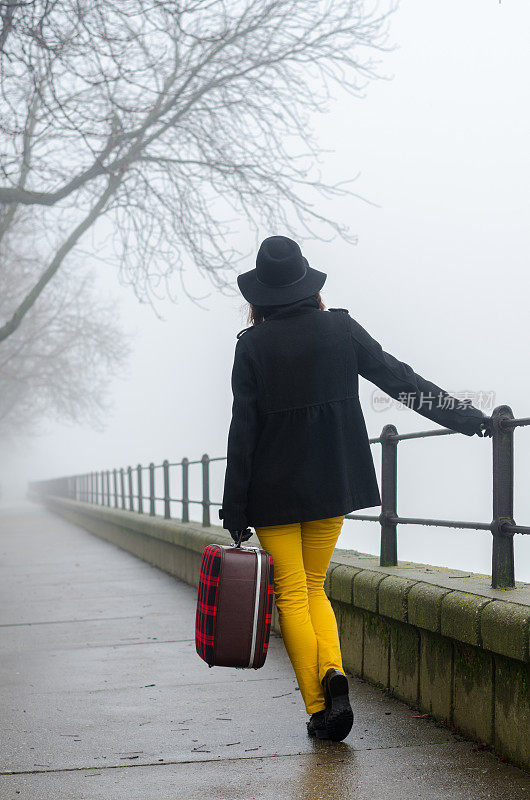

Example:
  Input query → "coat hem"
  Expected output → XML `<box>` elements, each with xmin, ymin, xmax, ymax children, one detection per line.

<box><xmin>247</xmin><ymin>496</ymin><xmax>382</xmax><ymax>529</ymax></box>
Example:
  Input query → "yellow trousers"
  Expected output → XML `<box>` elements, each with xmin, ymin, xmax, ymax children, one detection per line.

<box><xmin>254</xmin><ymin>515</ymin><xmax>345</xmax><ymax>715</ymax></box>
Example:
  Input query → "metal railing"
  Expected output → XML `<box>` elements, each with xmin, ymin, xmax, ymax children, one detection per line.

<box><xmin>28</xmin><ymin>405</ymin><xmax>529</xmax><ymax>589</ymax></box>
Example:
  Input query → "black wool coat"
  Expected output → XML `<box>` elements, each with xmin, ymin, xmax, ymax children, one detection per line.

<box><xmin>219</xmin><ymin>296</ymin><xmax>485</xmax><ymax>532</ymax></box>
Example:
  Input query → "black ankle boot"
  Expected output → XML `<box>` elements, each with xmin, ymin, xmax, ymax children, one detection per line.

<box><xmin>306</xmin><ymin>709</ymin><xmax>328</xmax><ymax>738</ymax></box>
<box><xmin>321</xmin><ymin>668</ymin><xmax>354</xmax><ymax>742</ymax></box>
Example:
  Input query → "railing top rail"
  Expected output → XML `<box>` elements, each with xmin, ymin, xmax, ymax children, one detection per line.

<box><xmin>368</xmin><ymin>415</ymin><xmax>529</xmax><ymax>445</ymax></box>
<box><xmin>502</xmin><ymin>417</ymin><xmax>530</xmax><ymax>429</ymax></box>
<box><xmin>369</xmin><ymin>427</ymin><xmax>458</xmax><ymax>444</ymax></box>
<box><xmin>386</xmin><ymin>515</ymin><xmax>491</xmax><ymax>532</ymax></box>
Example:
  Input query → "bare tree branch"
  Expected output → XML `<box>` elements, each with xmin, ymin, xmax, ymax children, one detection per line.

<box><xmin>0</xmin><ymin>171</ymin><xmax>121</xmax><ymax>341</ymax></box>
<box><xmin>0</xmin><ymin>0</ymin><xmax>19</xmax><ymax>54</ymax></box>
<box><xmin>0</xmin><ymin>0</ymin><xmax>396</xmax><ymax>339</ymax></box>
<box><xmin>0</xmin><ymin>218</ymin><xmax>131</xmax><ymax>439</ymax></box>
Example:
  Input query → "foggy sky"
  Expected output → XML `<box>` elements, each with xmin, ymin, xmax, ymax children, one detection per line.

<box><xmin>4</xmin><ymin>0</ymin><xmax>530</xmax><ymax>580</ymax></box>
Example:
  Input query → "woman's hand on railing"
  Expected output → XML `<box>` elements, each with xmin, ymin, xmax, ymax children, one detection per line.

<box><xmin>476</xmin><ymin>420</ymin><xmax>493</xmax><ymax>437</ymax></box>
<box><xmin>457</xmin><ymin>399</ymin><xmax>492</xmax><ymax>437</ymax></box>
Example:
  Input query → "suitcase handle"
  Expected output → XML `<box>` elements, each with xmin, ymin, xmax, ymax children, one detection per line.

<box><xmin>226</xmin><ymin>532</ymin><xmax>243</xmax><ymax>548</ymax></box>
<box><xmin>231</xmin><ymin>530</ymin><xmax>253</xmax><ymax>548</ymax></box>
<box><xmin>228</xmin><ymin>531</ymin><xmax>260</xmax><ymax>552</ymax></box>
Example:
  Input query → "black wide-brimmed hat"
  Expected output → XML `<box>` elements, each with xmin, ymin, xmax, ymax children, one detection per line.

<box><xmin>237</xmin><ymin>235</ymin><xmax>327</xmax><ymax>306</ymax></box>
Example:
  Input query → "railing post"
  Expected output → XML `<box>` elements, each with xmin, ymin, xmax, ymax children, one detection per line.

<box><xmin>181</xmin><ymin>457</ymin><xmax>189</xmax><ymax>523</ymax></box>
<box><xmin>379</xmin><ymin>424</ymin><xmax>398</xmax><ymax>567</ymax></box>
<box><xmin>119</xmin><ymin>468</ymin><xmax>126</xmax><ymax>510</ymax></box>
<box><xmin>95</xmin><ymin>472</ymin><xmax>99</xmax><ymax>505</ymax></box>
<box><xmin>106</xmin><ymin>470</ymin><xmax>111</xmax><ymax>507</ymax></box>
<box><xmin>202</xmin><ymin>453</ymin><xmax>210</xmax><ymax>527</ymax></box>
<box><xmin>127</xmin><ymin>467</ymin><xmax>134</xmax><ymax>511</ymax></box>
<box><xmin>491</xmin><ymin>405</ymin><xmax>515</xmax><ymax>589</ymax></box>
<box><xmin>163</xmin><ymin>460</ymin><xmax>171</xmax><ymax>520</ymax></box>
<box><xmin>90</xmin><ymin>472</ymin><xmax>94</xmax><ymax>504</ymax></box>
<box><xmin>149</xmin><ymin>462</ymin><xmax>155</xmax><ymax>516</ymax></box>
<box><xmin>137</xmin><ymin>464</ymin><xmax>143</xmax><ymax>514</ymax></box>
<box><xmin>113</xmin><ymin>469</ymin><xmax>118</xmax><ymax>508</ymax></box>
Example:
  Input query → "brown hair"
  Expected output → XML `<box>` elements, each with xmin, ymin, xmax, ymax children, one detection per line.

<box><xmin>246</xmin><ymin>292</ymin><xmax>326</xmax><ymax>326</ymax></box>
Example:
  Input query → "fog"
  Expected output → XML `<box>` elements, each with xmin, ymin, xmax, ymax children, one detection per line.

<box><xmin>3</xmin><ymin>0</ymin><xmax>529</xmax><ymax>580</ymax></box>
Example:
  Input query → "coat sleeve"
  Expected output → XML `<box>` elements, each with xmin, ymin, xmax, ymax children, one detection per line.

<box><xmin>348</xmin><ymin>314</ymin><xmax>486</xmax><ymax>436</ymax></box>
<box><xmin>219</xmin><ymin>337</ymin><xmax>260</xmax><ymax>531</ymax></box>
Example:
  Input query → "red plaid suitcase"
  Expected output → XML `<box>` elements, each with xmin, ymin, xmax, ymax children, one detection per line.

<box><xmin>195</xmin><ymin>542</ymin><xmax>274</xmax><ymax>669</ymax></box>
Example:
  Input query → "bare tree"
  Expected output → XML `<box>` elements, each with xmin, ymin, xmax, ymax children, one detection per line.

<box><xmin>0</xmin><ymin>216</ymin><xmax>131</xmax><ymax>439</ymax></box>
<box><xmin>0</xmin><ymin>0</ymin><xmax>394</xmax><ymax>343</ymax></box>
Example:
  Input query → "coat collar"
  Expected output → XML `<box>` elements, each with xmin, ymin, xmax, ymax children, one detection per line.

<box><xmin>261</xmin><ymin>295</ymin><xmax>321</xmax><ymax>321</ymax></box>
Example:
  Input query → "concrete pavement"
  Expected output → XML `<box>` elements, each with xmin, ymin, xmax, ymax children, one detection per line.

<box><xmin>1</xmin><ymin>505</ymin><xmax>529</xmax><ymax>799</ymax></box>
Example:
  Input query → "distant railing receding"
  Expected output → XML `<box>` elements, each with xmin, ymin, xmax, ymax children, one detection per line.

<box><xmin>28</xmin><ymin>405</ymin><xmax>529</xmax><ymax>590</ymax></box>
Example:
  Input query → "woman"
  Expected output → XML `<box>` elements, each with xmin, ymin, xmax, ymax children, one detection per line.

<box><xmin>218</xmin><ymin>235</ymin><xmax>490</xmax><ymax>742</ymax></box>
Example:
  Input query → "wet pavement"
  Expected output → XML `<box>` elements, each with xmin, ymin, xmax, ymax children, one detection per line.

<box><xmin>1</xmin><ymin>505</ymin><xmax>529</xmax><ymax>800</ymax></box>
